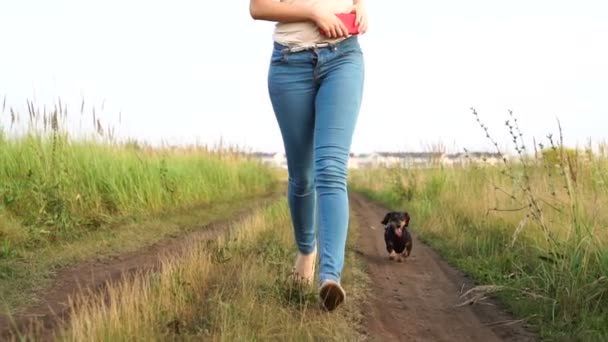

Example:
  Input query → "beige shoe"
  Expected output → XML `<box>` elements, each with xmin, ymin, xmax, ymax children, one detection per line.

<box><xmin>319</xmin><ymin>279</ymin><xmax>345</xmax><ymax>312</ymax></box>
<box><xmin>289</xmin><ymin>247</ymin><xmax>317</xmax><ymax>286</ymax></box>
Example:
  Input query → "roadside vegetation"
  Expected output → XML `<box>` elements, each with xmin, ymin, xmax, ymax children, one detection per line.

<box><xmin>0</xmin><ymin>98</ymin><xmax>277</xmax><ymax>312</ymax></box>
<box><xmin>349</xmin><ymin>109</ymin><xmax>608</xmax><ymax>341</ymax></box>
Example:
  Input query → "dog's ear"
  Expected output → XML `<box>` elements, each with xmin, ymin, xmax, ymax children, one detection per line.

<box><xmin>381</xmin><ymin>212</ymin><xmax>392</xmax><ymax>225</ymax></box>
<box><xmin>402</xmin><ymin>211</ymin><xmax>411</xmax><ymax>226</ymax></box>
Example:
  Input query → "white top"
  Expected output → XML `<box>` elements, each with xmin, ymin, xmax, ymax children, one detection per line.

<box><xmin>273</xmin><ymin>0</ymin><xmax>354</xmax><ymax>48</ymax></box>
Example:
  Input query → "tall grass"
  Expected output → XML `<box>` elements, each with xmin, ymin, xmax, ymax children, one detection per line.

<box><xmin>43</xmin><ymin>200</ymin><xmax>367</xmax><ymax>341</ymax></box>
<box><xmin>0</xmin><ymin>98</ymin><xmax>277</xmax><ymax>249</ymax></box>
<box><xmin>349</xmin><ymin>110</ymin><xmax>608</xmax><ymax>341</ymax></box>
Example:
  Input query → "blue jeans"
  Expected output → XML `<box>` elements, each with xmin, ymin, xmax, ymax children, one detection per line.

<box><xmin>267</xmin><ymin>36</ymin><xmax>365</xmax><ymax>286</ymax></box>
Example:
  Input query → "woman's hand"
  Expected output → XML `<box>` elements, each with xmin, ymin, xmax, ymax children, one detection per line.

<box><xmin>351</xmin><ymin>1</ymin><xmax>369</xmax><ymax>34</ymax></box>
<box><xmin>311</xmin><ymin>5</ymin><xmax>349</xmax><ymax>38</ymax></box>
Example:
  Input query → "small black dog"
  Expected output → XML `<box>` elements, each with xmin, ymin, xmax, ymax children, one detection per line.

<box><xmin>381</xmin><ymin>211</ymin><xmax>412</xmax><ymax>262</ymax></box>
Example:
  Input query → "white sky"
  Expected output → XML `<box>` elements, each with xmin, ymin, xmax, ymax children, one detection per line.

<box><xmin>1</xmin><ymin>0</ymin><xmax>607</xmax><ymax>154</ymax></box>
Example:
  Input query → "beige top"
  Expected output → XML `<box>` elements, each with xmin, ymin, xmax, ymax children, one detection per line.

<box><xmin>273</xmin><ymin>0</ymin><xmax>354</xmax><ymax>48</ymax></box>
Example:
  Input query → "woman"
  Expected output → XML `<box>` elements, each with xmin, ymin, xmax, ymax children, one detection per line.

<box><xmin>249</xmin><ymin>0</ymin><xmax>368</xmax><ymax>312</ymax></box>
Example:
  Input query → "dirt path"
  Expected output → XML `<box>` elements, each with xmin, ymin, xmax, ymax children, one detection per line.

<box><xmin>350</xmin><ymin>192</ymin><xmax>537</xmax><ymax>342</ymax></box>
<box><xmin>1</xmin><ymin>190</ymin><xmax>538</xmax><ymax>341</ymax></box>
<box><xmin>0</xmin><ymin>193</ymin><xmax>279</xmax><ymax>341</ymax></box>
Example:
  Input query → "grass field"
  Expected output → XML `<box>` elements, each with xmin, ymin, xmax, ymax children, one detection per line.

<box><xmin>2</xmin><ymin>100</ymin><xmax>369</xmax><ymax>341</ymax></box>
<box><xmin>32</xmin><ymin>200</ymin><xmax>367</xmax><ymax>341</ymax></box>
<box><xmin>0</xmin><ymin>101</ymin><xmax>278</xmax><ymax>312</ymax></box>
<box><xmin>348</xmin><ymin>113</ymin><xmax>608</xmax><ymax>341</ymax></box>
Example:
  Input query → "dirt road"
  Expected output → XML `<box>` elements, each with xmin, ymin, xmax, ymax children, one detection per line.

<box><xmin>1</xmin><ymin>191</ymin><xmax>537</xmax><ymax>341</ymax></box>
<box><xmin>350</xmin><ymin>192</ymin><xmax>537</xmax><ymax>342</ymax></box>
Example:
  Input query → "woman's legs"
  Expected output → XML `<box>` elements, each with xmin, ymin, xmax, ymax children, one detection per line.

<box><xmin>267</xmin><ymin>37</ymin><xmax>365</xmax><ymax>302</ymax></box>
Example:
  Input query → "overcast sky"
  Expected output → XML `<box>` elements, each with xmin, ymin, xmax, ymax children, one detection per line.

<box><xmin>1</xmin><ymin>0</ymin><xmax>607</xmax><ymax>153</ymax></box>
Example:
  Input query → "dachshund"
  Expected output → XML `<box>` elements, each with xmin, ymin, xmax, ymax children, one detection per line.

<box><xmin>381</xmin><ymin>211</ymin><xmax>412</xmax><ymax>262</ymax></box>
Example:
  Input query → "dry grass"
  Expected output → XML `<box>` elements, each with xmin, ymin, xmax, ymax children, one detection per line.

<box><xmin>23</xmin><ymin>200</ymin><xmax>370</xmax><ymax>341</ymax></box>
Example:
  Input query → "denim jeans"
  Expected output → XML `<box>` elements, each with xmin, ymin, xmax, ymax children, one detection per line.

<box><xmin>267</xmin><ymin>36</ymin><xmax>365</xmax><ymax>286</ymax></box>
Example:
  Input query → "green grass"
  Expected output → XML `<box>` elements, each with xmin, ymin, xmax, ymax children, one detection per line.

<box><xmin>0</xmin><ymin>133</ymin><xmax>276</xmax><ymax>246</ymax></box>
<box><xmin>349</xmin><ymin>150</ymin><xmax>608</xmax><ymax>341</ymax></box>
<box><xmin>349</xmin><ymin>108</ymin><xmax>608</xmax><ymax>340</ymax></box>
<box><xmin>48</xmin><ymin>200</ymin><xmax>368</xmax><ymax>341</ymax></box>
<box><xmin>0</xmin><ymin>100</ymin><xmax>279</xmax><ymax>313</ymax></box>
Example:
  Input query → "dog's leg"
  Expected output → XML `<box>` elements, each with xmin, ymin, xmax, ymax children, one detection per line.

<box><xmin>385</xmin><ymin>231</ymin><xmax>396</xmax><ymax>260</ymax></box>
<box><xmin>405</xmin><ymin>242</ymin><xmax>412</xmax><ymax>257</ymax></box>
<box><xmin>396</xmin><ymin>253</ymin><xmax>403</xmax><ymax>263</ymax></box>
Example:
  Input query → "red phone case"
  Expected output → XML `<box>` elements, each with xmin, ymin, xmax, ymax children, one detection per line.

<box><xmin>319</xmin><ymin>12</ymin><xmax>360</xmax><ymax>36</ymax></box>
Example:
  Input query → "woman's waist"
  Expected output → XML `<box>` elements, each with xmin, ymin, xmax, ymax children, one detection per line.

<box><xmin>273</xmin><ymin>33</ymin><xmax>360</xmax><ymax>55</ymax></box>
<box><xmin>273</xmin><ymin>22</ymin><xmax>355</xmax><ymax>52</ymax></box>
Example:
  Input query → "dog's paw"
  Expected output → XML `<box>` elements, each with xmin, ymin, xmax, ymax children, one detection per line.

<box><xmin>397</xmin><ymin>255</ymin><xmax>403</xmax><ymax>263</ymax></box>
<box><xmin>388</xmin><ymin>251</ymin><xmax>396</xmax><ymax>260</ymax></box>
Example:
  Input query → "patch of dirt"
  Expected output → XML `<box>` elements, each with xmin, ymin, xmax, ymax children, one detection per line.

<box><xmin>0</xmin><ymin>192</ymin><xmax>280</xmax><ymax>341</ymax></box>
<box><xmin>350</xmin><ymin>192</ymin><xmax>538</xmax><ymax>342</ymax></box>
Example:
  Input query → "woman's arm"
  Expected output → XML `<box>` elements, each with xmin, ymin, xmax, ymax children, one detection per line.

<box><xmin>249</xmin><ymin>0</ymin><xmax>314</xmax><ymax>23</ymax></box>
<box><xmin>249</xmin><ymin>0</ymin><xmax>350</xmax><ymax>38</ymax></box>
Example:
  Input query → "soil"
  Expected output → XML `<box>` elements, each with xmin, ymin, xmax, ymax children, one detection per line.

<box><xmin>0</xmin><ymin>193</ymin><xmax>279</xmax><ymax>341</ymax></box>
<box><xmin>350</xmin><ymin>192</ymin><xmax>537</xmax><ymax>342</ymax></box>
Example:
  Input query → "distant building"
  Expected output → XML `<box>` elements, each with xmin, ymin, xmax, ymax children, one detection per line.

<box><xmin>249</xmin><ymin>152</ymin><xmax>287</xmax><ymax>168</ymax></box>
<box><xmin>248</xmin><ymin>150</ymin><xmax>507</xmax><ymax>169</ymax></box>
